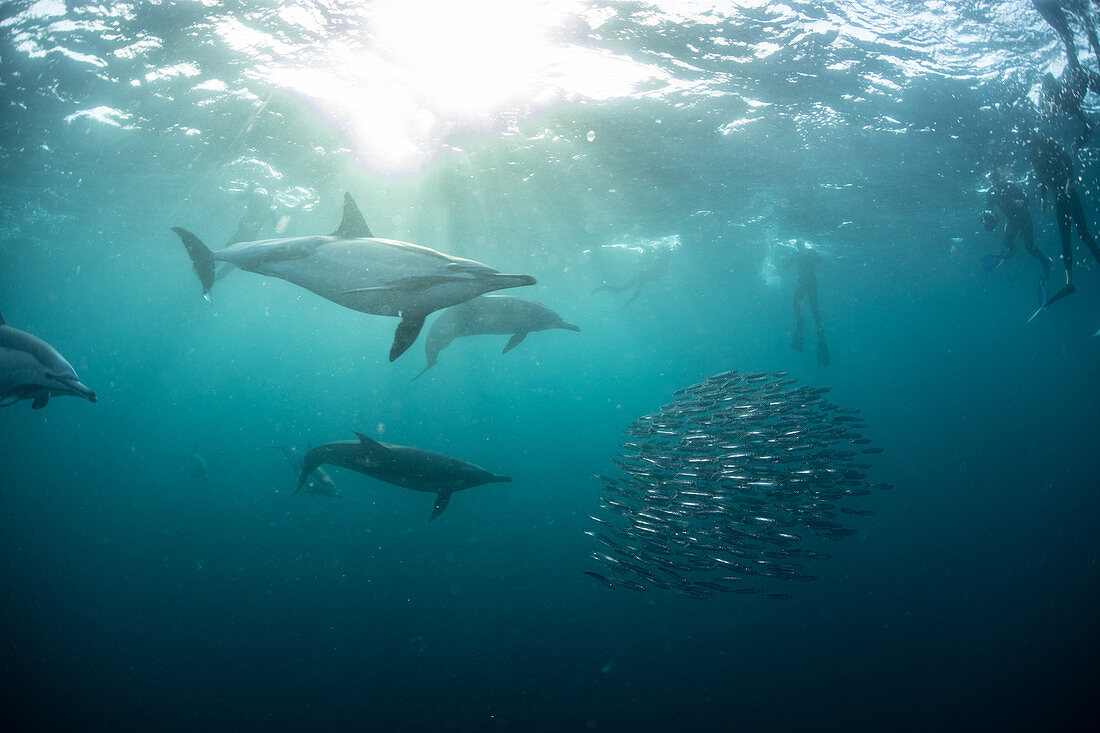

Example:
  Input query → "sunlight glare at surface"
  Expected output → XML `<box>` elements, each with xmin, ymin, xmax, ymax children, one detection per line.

<box><xmin>261</xmin><ymin>0</ymin><xmax>662</xmax><ymax>175</ymax></box>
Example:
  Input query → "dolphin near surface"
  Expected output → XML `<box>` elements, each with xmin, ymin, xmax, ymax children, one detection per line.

<box><xmin>297</xmin><ymin>432</ymin><xmax>511</xmax><ymax>521</ymax></box>
<box><xmin>414</xmin><ymin>295</ymin><xmax>580</xmax><ymax>380</ymax></box>
<box><xmin>0</xmin><ymin>308</ymin><xmax>97</xmax><ymax>409</ymax></box>
<box><xmin>171</xmin><ymin>193</ymin><xmax>537</xmax><ymax>361</ymax></box>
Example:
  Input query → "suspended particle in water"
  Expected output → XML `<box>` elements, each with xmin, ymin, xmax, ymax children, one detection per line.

<box><xmin>586</xmin><ymin>130</ymin><xmax>596</xmax><ymax>142</ymax></box>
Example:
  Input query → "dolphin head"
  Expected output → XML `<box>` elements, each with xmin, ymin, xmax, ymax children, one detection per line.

<box><xmin>42</xmin><ymin>370</ymin><xmax>97</xmax><ymax>403</ymax></box>
<box><xmin>456</xmin><ymin>467</ymin><xmax>512</xmax><ymax>491</ymax></box>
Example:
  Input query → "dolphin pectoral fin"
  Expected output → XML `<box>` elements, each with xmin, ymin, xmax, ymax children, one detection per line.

<box><xmin>171</xmin><ymin>227</ymin><xmax>217</xmax><ymax>296</ymax></box>
<box><xmin>390</xmin><ymin>314</ymin><xmax>427</xmax><ymax>361</ymax></box>
<box><xmin>560</xmin><ymin>322</ymin><xmax>581</xmax><ymax>332</ymax></box>
<box><xmin>331</xmin><ymin>193</ymin><xmax>373</xmax><ymax>239</ymax></box>
<box><xmin>429</xmin><ymin>492</ymin><xmax>452</xmax><ymax>522</ymax></box>
<box><xmin>411</xmin><ymin>362</ymin><xmax>434</xmax><ymax>382</ymax></box>
<box><xmin>503</xmin><ymin>332</ymin><xmax>528</xmax><ymax>353</ymax></box>
<box><xmin>31</xmin><ymin>394</ymin><xmax>49</xmax><ymax>409</ymax></box>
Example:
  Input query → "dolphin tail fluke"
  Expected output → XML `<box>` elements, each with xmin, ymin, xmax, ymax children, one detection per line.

<box><xmin>295</xmin><ymin>448</ymin><xmax>323</xmax><ymax>495</ymax></box>
<box><xmin>391</xmin><ymin>314</ymin><xmax>427</xmax><ymax>361</ymax></box>
<box><xmin>429</xmin><ymin>491</ymin><xmax>453</xmax><ymax>521</ymax></box>
<box><xmin>171</xmin><ymin>227</ymin><xmax>217</xmax><ymax>297</ymax></box>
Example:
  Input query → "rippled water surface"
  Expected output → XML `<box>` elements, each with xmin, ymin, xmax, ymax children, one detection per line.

<box><xmin>2</xmin><ymin>2</ymin><xmax>1098</xmax><ymax>730</ymax></box>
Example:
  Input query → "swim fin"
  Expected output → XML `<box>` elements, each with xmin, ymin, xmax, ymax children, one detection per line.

<box><xmin>817</xmin><ymin>337</ymin><xmax>829</xmax><ymax>367</ymax></box>
<box><xmin>980</xmin><ymin>254</ymin><xmax>1005</xmax><ymax>273</ymax></box>
<box><xmin>1044</xmin><ymin>283</ymin><xmax>1076</xmax><ymax>307</ymax></box>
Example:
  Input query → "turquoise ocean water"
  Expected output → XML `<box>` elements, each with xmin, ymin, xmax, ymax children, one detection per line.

<box><xmin>2</xmin><ymin>1</ymin><xmax>1098</xmax><ymax>730</ymax></box>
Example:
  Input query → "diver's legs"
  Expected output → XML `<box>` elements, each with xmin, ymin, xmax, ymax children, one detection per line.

<box><xmin>1083</xmin><ymin>12</ymin><xmax>1100</xmax><ymax>62</ymax></box>
<box><xmin>1069</xmin><ymin>190</ymin><xmax>1100</xmax><ymax>263</ymax></box>
<box><xmin>807</xmin><ymin>285</ymin><xmax>825</xmax><ymax>334</ymax></box>
<box><xmin>1019</xmin><ymin>221</ymin><xmax>1052</xmax><ymax>279</ymax></box>
<box><xmin>792</xmin><ymin>288</ymin><xmax>805</xmax><ymax>352</ymax></box>
<box><xmin>1045</xmin><ymin>199</ymin><xmax>1078</xmax><ymax>306</ymax></box>
<box><xmin>807</xmin><ymin>285</ymin><xmax>828</xmax><ymax>366</ymax></box>
<box><xmin>1003</xmin><ymin>221</ymin><xmax>1020</xmax><ymax>256</ymax></box>
<box><xmin>1035</xmin><ymin>0</ymin><xmax>1082</xmax><ymax>66</ymax></box>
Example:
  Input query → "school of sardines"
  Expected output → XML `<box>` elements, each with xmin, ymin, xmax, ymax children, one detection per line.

<box><xmin>584</xmin><ymin>369</ymin><xmax>889</xmax><ymax>599</ymax></box>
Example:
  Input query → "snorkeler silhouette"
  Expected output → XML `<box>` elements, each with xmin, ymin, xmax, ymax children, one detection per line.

<box><xmin>979</xmin><ymin>171</ymin><xmax>1052</xmax><ymax>304</ymax></box>
<box><xmin>591</xmin><ymin>245</ymin><xmax>671</xmax><ymax>309</ymax></box>
<box><xmin>1033</xmin><ymin>0</ymin><xmax>1100</xmax><ymax>67</ymax></box>
<box><xmin>1039</xmin><ymin>56</ymin><xmax>1100</xmax><ymax>148</ymax></box>
<box><xmin>1025</xmin><ymin>129</ymin><xmax>1100</xmax><ymax>314</ymax></box>
<box><xmin>790</xmin><ymin>240</ymin><xmax>829</xmax><ymax>367</ymax></box>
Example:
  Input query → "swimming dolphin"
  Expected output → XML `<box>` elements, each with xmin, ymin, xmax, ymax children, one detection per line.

<box><xmin>0</xmin><ymin>307</ymin><xmax>97</xmax><ymax>409</ymax></box>
<box><xmin>185</xmin><ymin>450</ymin><xmax>210</xmax><ymax>482</ymax></box>
<box><xmin>296</xmin><ymin>432</ymin><xmax>511</xmax><ymax>521</ymax></box>
<box><xmin>271</xmin><ymin>445</ymin><xmax>341</xmax><ymax>498</ymax></box>
<box><xmin>413</xmin><ymin>295</ymin><xmax>580</xmax><ymax>380</ymax></box>
<box><xmin>171</xmin><ymin>194</ymin><xmax>537</xmax><ymax>360</ymax></box>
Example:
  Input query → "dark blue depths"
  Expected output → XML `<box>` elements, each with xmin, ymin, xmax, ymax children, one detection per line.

<box><xmin>2</xmin><ymin>2</ymin><xmax>1100</xmax><ymax>731</ymax></box>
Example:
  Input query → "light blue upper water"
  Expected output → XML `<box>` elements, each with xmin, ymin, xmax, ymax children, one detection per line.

<box><xmin>1</xmin><ymin>2</ymin><xmax>1098</xmax><ymax>731</ymax></box>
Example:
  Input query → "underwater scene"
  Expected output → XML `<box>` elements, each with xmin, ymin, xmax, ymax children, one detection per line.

<box><xmin>2</xmin><ymin>1</ymin><xmax>1099</xmax><ymax>730</ymax></box>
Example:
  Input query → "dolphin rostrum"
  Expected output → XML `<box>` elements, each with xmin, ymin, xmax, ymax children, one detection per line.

<box><xmin>171</xmin><ymin>194</ymin><xmax>537</xmax><ymax>360</ymax></box>
<box><xmin>296</xmin><ymin>432</ymin><xmax>511</xmax><ymax>521</ymax></box>
<box><xmin>0</xmin><ymin>307</ymin><xmax>97</xmax><ymax>409</ymax></box>
<box><xmin>414</xmin><ymin>295</ymin><xmax>580</xmax><ymax>380</ymax></box>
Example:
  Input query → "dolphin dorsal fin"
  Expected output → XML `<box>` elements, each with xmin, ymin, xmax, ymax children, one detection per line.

<box><xmin>332</xmin><ymin>193</ymin><xmax>373</xmax><ymax>239</ymax></box>
<box><xmin>353</xmin><ymin>432</ymin><xmax>392</xmax><ymax>460</ymax></box>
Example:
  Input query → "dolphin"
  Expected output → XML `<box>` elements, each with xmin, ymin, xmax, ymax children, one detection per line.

<box><xmin>296</xmin><ymin>432</ymin><xmax>511</xmax><ymax>521</ymax></box>
<box><xmin>270</xmin><ymin>445</ymin><xmax>341</xmax><ymax>498</ymax></box>
<box><xmin>171</xmin><ymin>194</ymin><xmax>537</xmax><ymax>360</ymax></box>
<box><xmin>413</xmin><ymin>295</ymin><xmax>580</xmax><ymax>380</ymax></box>
<box><xmin>0</xmin><ymin>307</ymin><xmax>97</xmax><ymax>409</ymax></box>
<box><xmin>185</xmin><ymin>450</ymin><xmax>209</xmax><ymax>482</ymax></box>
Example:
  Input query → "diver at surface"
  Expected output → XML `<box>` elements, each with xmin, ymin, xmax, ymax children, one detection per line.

<box><xmin>1040</xmin><ymin>59</ymin><xmax>1100</xmax><ymax>148</ymax></box>
<box><xmin>790</xmin><ymin>240</ymin><xmax>829</xmax><ymax>367</ymax></box>
<box><xmin>979</xmin><ymin>171</ymin><xmax>1053</xmax><ymax>302</ymax></box>
<box><xmin>1033</xmin><ymin>0</ymin><xmax>1100</xmax><ymax>67</ymax></box>
<box><xmin>1025</xmin><ymin>129</ymin><xmax>1100</xmax><ymax>309</ymax></box>
<box><xmin>591</xmin><ymin>244</ymin><xmax>671</xmax><ymax>308</ymax></box>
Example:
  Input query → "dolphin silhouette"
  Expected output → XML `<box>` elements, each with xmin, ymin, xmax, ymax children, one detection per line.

<box><xmin>171</xmin><ymin>194</ymin><xmax>536</xmax><ymax>360</ymax></box>
<box><xmin>0</xmin><ymin>308</ymin><xmax>97</xmax><ymax>409</ymax></box>
<box><xmin>414</xmin><ymin>295</ymin><xmax>579</xmax><ymax>380</ymax></box>
<box><xmin>296</xmin><ymin>432</ymin><xmax>511</xmax><ymax>521</ymax></box>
